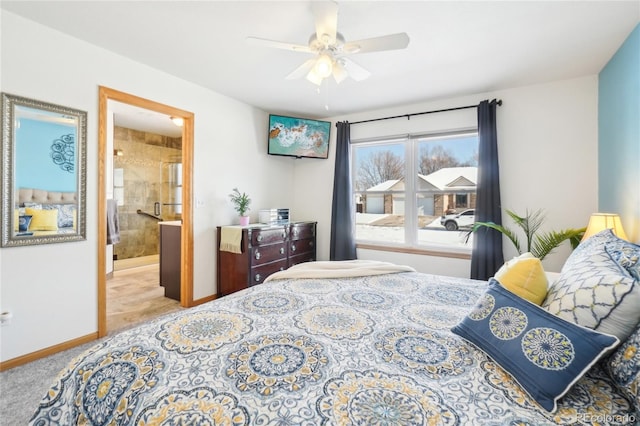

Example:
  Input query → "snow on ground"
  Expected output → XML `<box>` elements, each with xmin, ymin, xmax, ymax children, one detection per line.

<box><xmin>355</xmin><ymin>214</ymin><xmax>473</xmax><ymax>248</ymax></box>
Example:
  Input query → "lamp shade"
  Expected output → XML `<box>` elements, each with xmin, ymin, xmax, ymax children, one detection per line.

<box><xmin>582</xmin><ymin>213</ymin><xmax>628</xmax><ymax>241</ymax></box>
<box><xmin>314</xmin><ymin>54</ymin><xmax>333</xmax><ymax>78</ymax></box>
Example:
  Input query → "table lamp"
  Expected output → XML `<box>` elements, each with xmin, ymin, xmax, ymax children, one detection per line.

<box><xmin>582</xmin><ymin>213</ymin><xmax>628</xmax><ymax>241</ymax></box>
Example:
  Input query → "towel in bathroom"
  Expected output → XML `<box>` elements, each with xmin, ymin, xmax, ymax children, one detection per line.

<box><xmin>107</xmin><ymin>199</ymin><xmax>121</xmax><ymax>244</ymax></box>
<box><xmin>220</xmin><ymin>226</ymin><xmax>243</xmax><ymax>253</ymax></box>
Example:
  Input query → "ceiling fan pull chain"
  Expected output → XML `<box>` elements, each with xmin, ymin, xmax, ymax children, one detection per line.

<box><xmin>325</xmin><ymin>79</ymin><xmax>330</xmax><ymax>111</ymax></box>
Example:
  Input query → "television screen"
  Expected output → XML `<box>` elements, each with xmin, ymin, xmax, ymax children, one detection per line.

<box><xmin>268</xmin><ymin>114</ymin><xmax>331</xmax><ymax>159</ymax></box>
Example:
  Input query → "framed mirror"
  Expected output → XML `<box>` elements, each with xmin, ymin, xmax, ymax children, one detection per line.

<box><xmin>1</xmin><ymin>93</ymin><xmax>87</xmax><ymax>247</ymax></box>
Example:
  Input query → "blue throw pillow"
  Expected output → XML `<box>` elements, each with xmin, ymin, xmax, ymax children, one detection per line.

<box><xmin>18</xmin><ymin>215</ymin><xmax>32</xmax><ymax>232</ymax></box>
<box><xmin>452</xmin><ymin>279</ymin><xmax>619</xmax><ymax>413</ymax></box>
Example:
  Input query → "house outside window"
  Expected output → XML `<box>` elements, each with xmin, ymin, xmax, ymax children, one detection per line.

<box><xmin>352</xmin><ymin>130</ymin><xmax>478</xmax><ymax>251</ymax></box>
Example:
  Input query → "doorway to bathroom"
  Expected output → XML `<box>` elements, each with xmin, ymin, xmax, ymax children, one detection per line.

<box><xmin>111</xmin><ymin>122</ymin><xmax>182</xmax><ymax>268</ymax></box>
<box><xmin>97</xmin><ymin>86</ymin><xmax>194</xmax><ymax>337</ymax></box>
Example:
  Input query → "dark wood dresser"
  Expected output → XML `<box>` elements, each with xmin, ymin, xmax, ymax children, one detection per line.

<box><xmin>216</xmin><ymin>221</ymin><xmax>316</xmax><ymax>296</ymax></box>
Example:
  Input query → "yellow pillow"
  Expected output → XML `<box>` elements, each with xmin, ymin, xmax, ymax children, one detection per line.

<box><xmin>25</xmin><ymin>207</ymin><xmax>59</xmax><ymax>231</ymax></box>
<box><xmin>494</xmin><ymin>252</ymin><xmax>548</xmax><ymax>305</ymax></box>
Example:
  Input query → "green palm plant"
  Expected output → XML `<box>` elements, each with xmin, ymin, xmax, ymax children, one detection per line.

<box><xmin>469</xmin><ymin>208</ymin><xmax>586</xmax><ymax>260</ymax></box>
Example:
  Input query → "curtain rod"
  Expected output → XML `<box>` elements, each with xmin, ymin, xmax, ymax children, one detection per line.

<box><xmin>348</xmin><ymin>99</ymin><xmax>502</xmax><ymax>126</ymax></box>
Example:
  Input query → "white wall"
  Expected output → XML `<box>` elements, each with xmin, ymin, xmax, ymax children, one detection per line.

<box><xmin>0</xmin><ymin>12</ymin><xmax>295</xmax><ymax>362</ymax></box>
<box><xmin>292</xmin><ymin>76</ymin><xmax>599</xmax><ymax>276</ymax></box>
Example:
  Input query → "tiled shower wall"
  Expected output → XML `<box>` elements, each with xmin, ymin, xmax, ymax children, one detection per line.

<box><xmin>113</xmin><ymin>126</ymin><xmax>181</xmax><ymax>260</ymax></box>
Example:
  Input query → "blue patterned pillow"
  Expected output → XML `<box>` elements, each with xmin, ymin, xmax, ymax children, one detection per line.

<box><xmin>606</xmin><ymin>241</ymin><xmax>640</xmax><ymax>281</ymax></box>
<box><xmin>605</xmin><ymin>322</ymin><xmax>640</xmax><ymax>415</ymax></box>
<box><xmin>18</xmin><ymin>215</ymin><xmax>32</xmax><ymax>232</ymax></box>
<box><xmin>452</xmin><ymin>279</ymin><xmax>619</xmax><ymax>413</ymax></box>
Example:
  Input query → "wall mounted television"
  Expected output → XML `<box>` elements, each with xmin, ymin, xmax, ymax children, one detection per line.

<box><xmin>268</xmin><ymin>114</ymin><xmax>331</xmax><ymax>159</ymax></box>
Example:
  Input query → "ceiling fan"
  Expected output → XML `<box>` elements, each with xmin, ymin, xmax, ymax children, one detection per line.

<box><xmin>246</xmin><ymin>1</ymin><xmax>410</xmax><ymax>85</ymax></box>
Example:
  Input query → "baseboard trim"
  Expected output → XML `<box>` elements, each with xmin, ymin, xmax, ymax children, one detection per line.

<box><xmin>0</xmin><ymin>332</ymin><xmax>99</xmax><ymax>372</ymax></box>
<box><xmin>192</xmin><ymin>294</ymin><xmax>216</xmax><ymax>306</ymax></box>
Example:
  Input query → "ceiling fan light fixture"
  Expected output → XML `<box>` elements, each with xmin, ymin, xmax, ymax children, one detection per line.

<box><xmin>306</xmin><ymin>69</ymin><xmax>324</xmax><ymax>86</ymax></box>
<box><xmin>314</xmin><ymin>54</ymin><xmax>333</xmax><ymax>78</ymax></box>
<box><xmin>332</xmin><ymin>61</ymin><xmax>349</xmax><ymax>84</ymax></box>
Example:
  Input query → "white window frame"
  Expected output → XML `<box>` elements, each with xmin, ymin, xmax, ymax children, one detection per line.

<box><xmin>351</xmin><ymin>128</ymin><xmax>478</xmax><ymax>255</ymax></box>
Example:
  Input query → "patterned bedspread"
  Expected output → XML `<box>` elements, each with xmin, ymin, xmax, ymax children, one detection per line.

<box><xmin>30</xmin><ymin>272</ymin><xmax>634</xmax><ymax>425</ymax></box>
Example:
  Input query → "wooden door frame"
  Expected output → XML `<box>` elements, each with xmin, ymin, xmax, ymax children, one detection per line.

<box><xmin>97</xmin><ymin>86</ymin><xmax>194</xmax><ymax>337</ymax></box>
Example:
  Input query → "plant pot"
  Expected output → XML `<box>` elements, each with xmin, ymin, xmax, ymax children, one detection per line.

<box><xmin>239</xmin><ymin>215</ymin><xmax>250</xmax><ymax>226</ymax></box>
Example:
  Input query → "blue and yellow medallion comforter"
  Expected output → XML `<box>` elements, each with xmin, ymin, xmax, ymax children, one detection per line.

<box><xmin>30</xmin><ymin>270</ymin><xmax>636</xmax><ymax>425</ymax></box>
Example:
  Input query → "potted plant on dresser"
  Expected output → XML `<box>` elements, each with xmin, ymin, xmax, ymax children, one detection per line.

<box><xmin>229</xmin><ymin>188</ymin><xmax>251</xmax><ymax>226</ymax></box>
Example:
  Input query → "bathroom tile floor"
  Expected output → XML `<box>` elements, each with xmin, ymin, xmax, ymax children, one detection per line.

<box><xmin>106</xmin><ymin>262</ymin><xmax>184</xmax><ymax>334</ymax></box>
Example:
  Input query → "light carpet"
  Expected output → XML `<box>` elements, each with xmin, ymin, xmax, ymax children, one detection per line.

<box><xmin>0</xmin><ymin>340</ymin><xmax>96</xmax><ymax>425</ymax></box>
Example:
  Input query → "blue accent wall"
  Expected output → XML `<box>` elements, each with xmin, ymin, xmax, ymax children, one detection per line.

<box><xmin>598</xmin><ymin>24</ymin><xmax>640</xmax><ymax>242</ymax></box>
<box><xmin>15</xmin><ymin>117</ymin><xmax>77</xmax><ymax>192</ymax></box>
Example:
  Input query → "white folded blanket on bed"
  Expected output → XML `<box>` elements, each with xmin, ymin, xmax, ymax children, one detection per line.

<box><xmin>264</xmin><ymin>260</ymin><xmax>416</xmax><ymax>282</ymax></box>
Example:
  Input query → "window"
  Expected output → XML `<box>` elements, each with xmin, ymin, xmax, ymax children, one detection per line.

<box><xmin>352</xmin><ymin>130</ymin><xmax>478</xmax><ymax>251</ymax></box>
<box><xmin>455</xmin><ymin>194</ymin><xmax>468</xmax><ymax>208</ymax></box>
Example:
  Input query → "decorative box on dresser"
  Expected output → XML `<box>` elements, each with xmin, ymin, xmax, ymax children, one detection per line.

<box><xmin>216</xmin><ymin>221</ymin><xmax>316</xmax><ymax>297</ymax></box>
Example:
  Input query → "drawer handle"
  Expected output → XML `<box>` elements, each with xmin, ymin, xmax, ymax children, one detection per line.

<box><xmin>309</xmin><ymin>241</ymin><xmax>314</xmax><ymax>247</ymax></box>
<box><xmin>257</xmin><ymin>235</ymin><xmax>263</xmax><ymax>242</ymax></box>
<box><xmin>279</xmin><ymin>267</ymin><xmax>284</xmax><ymax>271</ymax></box>
<box><xmin>291</xmin><ymin>244</ymin><xmax>296</xmax><ymax>252</ymax></box>
<box><xmin>255</xmin><ymin>251</ymin><xmax>261</xmax><ymax>260</ymax></box>
<box><xmin>293</xmin><ymin>229</ymin><xmax>299</xmax><ymax>236</ymax></box>
<box><xmin>279</xmin><ymin>247</ymin><xmax>285</xmax><ymax>254</ymax></box>
<box><xmin>255</xmin><ymin>274</ymin><xmax>261</xmax><ymax>282</ymax></box>
<box><xmin>282</xmin><ymin>232</ymin><xmax>286</xmax><ymax>239</ymax></box>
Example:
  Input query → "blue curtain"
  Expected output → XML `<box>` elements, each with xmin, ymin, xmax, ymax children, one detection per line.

<box><xmin>330</xmin><ymin>121</ymin><xmax>357</xmax><ymax>260</ymax></box>
<box><xmin>471</xmin><ymin>100</ymin><xmax>503</xmax><ymax>280</ymax></box>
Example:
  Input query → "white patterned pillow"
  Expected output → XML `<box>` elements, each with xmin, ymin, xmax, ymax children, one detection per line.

<box><xmin>543</xmin><ymin>242</ymin><xmax>640</xmax><ymax>341</ymax></box>
<box><xmin>43</xmin><ymin>204</ymin><xmax>76</xmax><ymax>228</ymax></box>
<box><xmin>565</xmin><ymin>229</ymin><xmax>639</xmax><ymax>275</ymax></box>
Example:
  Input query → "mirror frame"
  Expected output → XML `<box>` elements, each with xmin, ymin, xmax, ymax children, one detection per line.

<box><xmin>1</xmin><ymin>93</ymin><xmax>87</xmax><ymax>247</ymax></box>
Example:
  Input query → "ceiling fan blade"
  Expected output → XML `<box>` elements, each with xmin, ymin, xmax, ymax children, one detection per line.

<box><xmin>332</xmin><ymin>61</ymin><xmax>349</xmax><ymax>84</ymax></box>
<box><xmin>311</xmin><ymin>0</ymin><xmax>338</xmax><ymax>45</ymax></box>
<box><xmin>246</xmin><ymin>36</ymin><xmax>312</xmax><ymax>53</ymax></box>
<box><xmin>286</xmin><ymin>58</ymin><xmax>317</xmax><ymax>80</ymax></box>
<box><xmin>341</xmin><ymin>58</ymin><xmax>371</xmax><ymax>81</ymax></box>
<box><xmin>343</xmin><ymin>32</ymin><xmax>410</xmax><ymax>54</ymax></box>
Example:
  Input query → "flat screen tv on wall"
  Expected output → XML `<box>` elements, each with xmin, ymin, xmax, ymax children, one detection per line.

<box><xmin>268</xmin><ymin>114</ymin><xmax>331</xmax><ymax>159</ymax></box>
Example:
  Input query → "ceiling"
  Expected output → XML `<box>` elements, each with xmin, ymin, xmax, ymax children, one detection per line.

<box><xmin>2</xmin><ymin>1</ymin><xmax>639</xmax><ymax>135</ymax></box>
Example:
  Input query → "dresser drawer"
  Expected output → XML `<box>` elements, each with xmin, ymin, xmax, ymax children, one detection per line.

<box><xmin>250</xmin><ymin>227</ymin><xmax>287</xmax><ymax>246</ymax></box>
<box><xmin>250</xmin><ymin>259</ymin><xmax>287</xmax><ymax>285</ymax></box>
<box><xmin>289</xmin><ymin>252</ymin><xmax>315</xmax><ymax>267</ymax></box>
<box><xmin>289</xmin><ymin>223</ymin><xmax>315</xmax><ymax>241</ymax></box>
<box><xmin>289</xmin><ymin>237</ymin><xmax>315</xmax><ymax>256</ymax></box>
<box><xmin>251</xmin><ymin>242</ymin><xmax>287</xmax><ymax>266</ymax></box>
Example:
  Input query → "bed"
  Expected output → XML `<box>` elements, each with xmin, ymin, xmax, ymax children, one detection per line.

<box><xmin>30</xmin><ymin>230</ymin><xmax>640</xmax><ymax>425</ymax></box>
<box><xmin>15</xmin><ymin>187</ymin><xmax>77</xmax><ymax>236</ymax></box>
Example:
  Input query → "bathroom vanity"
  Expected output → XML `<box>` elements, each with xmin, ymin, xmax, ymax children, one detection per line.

<box><xmin>159</xmin><ymin>221</ymin><xmax>182</xmax><ymax>301</ymax></box>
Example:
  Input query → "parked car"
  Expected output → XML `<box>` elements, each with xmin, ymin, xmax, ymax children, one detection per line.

<box><xmin>440</xmin><ymin>209</ymin><xmax>475</xmax><ymax>231</ymax></box>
